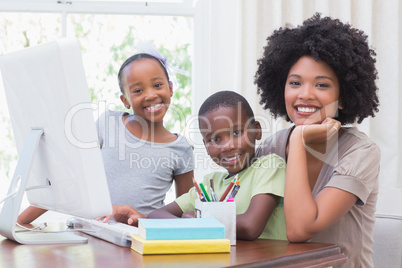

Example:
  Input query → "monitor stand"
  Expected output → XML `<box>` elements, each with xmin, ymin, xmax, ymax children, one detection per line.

<box><xmin>0</xmin><ymin>129</ymin><xmax>87</xmax><ymax>245</ymax></box>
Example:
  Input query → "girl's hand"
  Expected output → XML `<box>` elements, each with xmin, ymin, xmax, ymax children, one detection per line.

<box><xmin>299</xmin><ymin>118</ymin><xmax>341</xmax><ymax>145</ymax></box>
<box><xmin>97</xmin><ymin>205</ymin><xmax>147</xmax><ymax>226</ymax></box>
<box><xmin>17</xmin><ymin>206</ymin><xmax>48</xmax><ymax>225</ymax></box>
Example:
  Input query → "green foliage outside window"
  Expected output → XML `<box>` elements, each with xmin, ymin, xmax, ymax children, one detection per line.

<box><xmin>0</xmin><ymin>12</ymin><xmax>193</xmax><ymax>182</ymax></box>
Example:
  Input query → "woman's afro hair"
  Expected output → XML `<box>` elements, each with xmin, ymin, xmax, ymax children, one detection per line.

<box><xmin>254</xmin><ymin>13</ymin><xmax>379</xmax><ymax>124</ymax></box>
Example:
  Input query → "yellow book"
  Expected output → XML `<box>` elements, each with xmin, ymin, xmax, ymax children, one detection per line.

<box><xmin>130</xmin><ymin>234</ymin><xmax>231</xmax><ymax>255</ymax></box>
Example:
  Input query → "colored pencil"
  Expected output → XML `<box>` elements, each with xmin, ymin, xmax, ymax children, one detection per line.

<box><xmin>219</xmin><ymin>175</ymin><xmax>237</xmax><ymax>202</ymax></box>
<box><xmin>199</xmin><ymin>183</ymin><xmax>211</xmax><ymax>202</ymax></box>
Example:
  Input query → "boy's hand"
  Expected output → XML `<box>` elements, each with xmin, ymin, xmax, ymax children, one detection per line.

<box><xmin>181</xmin><ymin>211</ymin><xmax>196</xmax><ymax>218</ymax></box>
<box><xmin>97</xmin><ymin>205</ymin><xmax>147</xmax><ymax>226</ymax></box>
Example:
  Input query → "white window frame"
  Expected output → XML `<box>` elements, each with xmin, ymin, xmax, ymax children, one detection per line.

<box><xmin>1</xmin><ymin>0</ymin><xmax>211</xmax><ymax>179</ymax></box>
<box><xmin>0</xmin><ymin>0</ymin><xmax>210</xmax><ymax>132</ymax></box>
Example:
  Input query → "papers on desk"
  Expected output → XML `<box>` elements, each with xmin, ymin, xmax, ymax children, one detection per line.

<box><xmin>131</xmin><ymin>235</ymin><xmax>230</xmax><ymax>255</ymax></box>
<box><xmin>138</xmin><ymin>218</ymin><xmax>225</xmax><ymax>240</ymax></box>
<box><xmin>132</xmin><ymin>218</ymin><xmax>230</xmax><ymax>255</ymax></box>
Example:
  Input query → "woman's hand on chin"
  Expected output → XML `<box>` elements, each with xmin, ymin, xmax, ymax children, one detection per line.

<box><xmin>296</xmin><ymin>118</ymin><xmax>341</xmax><ymax>145</ymax></box>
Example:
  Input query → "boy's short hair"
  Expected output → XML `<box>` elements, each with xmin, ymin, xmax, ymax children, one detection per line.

<box><xmin>198</xmin><ymin>90</ymin><xmax>255</xmax><ymax>122</ymax></box>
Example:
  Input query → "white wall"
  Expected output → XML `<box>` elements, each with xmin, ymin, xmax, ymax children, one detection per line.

<box><xmin>204</xmin><ymin>0</ymin><xmax>402</xmax><ymax>189</ymax></box>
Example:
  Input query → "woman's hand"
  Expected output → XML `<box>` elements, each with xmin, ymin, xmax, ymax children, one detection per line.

<box><xmin>285</xmin><ymin>117</ymin><xmax>355</xmax><ymax>242</ymax></box>
<box><xmin>298</xmin><ymin>117</ymin><xmax>341</xmax><ymax>145</ymax></box>
<box><xmin>97</xmin><ymin>205</ymin><xmax>147</xmax><ymax>226</ymax></box>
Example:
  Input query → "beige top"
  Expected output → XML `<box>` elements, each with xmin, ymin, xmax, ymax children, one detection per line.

<box><xmin>256</xmin><ymin>127</ymin><xmax>380</xmax><ymax>268</ymax></box>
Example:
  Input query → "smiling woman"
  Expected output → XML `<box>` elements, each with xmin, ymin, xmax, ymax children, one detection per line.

<box><xmin>255</xmin><ymin>13</ymin><xmax>380</xmax><ymax>267</ymax></box>
<box><xmin>284</xmin><ymin>56</ymin><xmax>341</xmax><ymax>126</ymax></box>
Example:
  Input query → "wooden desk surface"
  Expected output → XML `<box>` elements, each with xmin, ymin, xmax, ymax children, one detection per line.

<box><xmin>0</xmin><ymin>226</ymin><xmax>347</xmax><ymax>268</ymax></box>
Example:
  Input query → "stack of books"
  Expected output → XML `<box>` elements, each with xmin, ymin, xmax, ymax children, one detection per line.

<box><xmin>130</xmin><ymin>218</ymin><xmax>231</xmax><ymax>255</ymax></box>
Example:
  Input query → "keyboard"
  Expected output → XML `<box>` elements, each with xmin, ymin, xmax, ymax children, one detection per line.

<box><xmin>66</xmin><ymin>217</ymin><xmax>138</xmax><ymax>247</ymax></box>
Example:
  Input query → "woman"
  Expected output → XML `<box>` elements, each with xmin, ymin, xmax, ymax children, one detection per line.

<box><xmin>254</xmin><ymin>13</ymin><xmax>380</xmax><ymax>267</ymax></box>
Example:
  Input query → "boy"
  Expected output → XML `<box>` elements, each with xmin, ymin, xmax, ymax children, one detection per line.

<box><xmin>148</xmin><ymin>90</ymin><xmax>287</xmax><ymax>240</ymax></box>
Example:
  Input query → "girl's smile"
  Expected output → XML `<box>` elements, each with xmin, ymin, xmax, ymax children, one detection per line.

<box><xmin>144</xmin><ymin>102</ymin><xmax>164</xmax><ymax>113</ymax></box>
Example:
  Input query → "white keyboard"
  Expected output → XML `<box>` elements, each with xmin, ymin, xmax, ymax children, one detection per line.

<box><xmin>66</xmin><ymin>217</ymin><xmax>138</xmax><ymax>247</ymax></box>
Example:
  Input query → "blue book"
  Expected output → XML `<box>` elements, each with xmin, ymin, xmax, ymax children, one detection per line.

<box><xmin>138</xmin><ymin>218</ymin><xmax>225</xmax><ymax>240</ymax></box>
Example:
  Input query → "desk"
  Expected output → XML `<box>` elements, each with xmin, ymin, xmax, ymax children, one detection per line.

<box><xmin>1</xmin><ymin>229</ymin><xmax>347</xmax><ymax>268</ymax></box>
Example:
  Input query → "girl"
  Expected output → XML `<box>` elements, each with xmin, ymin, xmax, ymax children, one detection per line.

<box><xmin>99</xmin><ymin>53</ymin><xmax>194</xmax><ymax>224</ymax></box>
<box><xmin>18</xmin><ymin>52</ymin><xmax>194</xmax><ymax>225</ymax></box>
<box><xmin>254</xmin><ymin>13</ymin><xmax>380</xmax><ymax>267</ymax></box>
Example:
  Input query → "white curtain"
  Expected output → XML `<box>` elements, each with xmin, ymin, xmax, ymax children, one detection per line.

<box><xmin>206</xmin><ymin>0</ymin><xmax>401</xmax><ymax>189</ymax></box>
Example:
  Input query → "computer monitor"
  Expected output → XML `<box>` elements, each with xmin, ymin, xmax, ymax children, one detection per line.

<box><xmin>0</xmin><ymin>38</ymin><xmax>112</xmax><ymax>244</ymax></box>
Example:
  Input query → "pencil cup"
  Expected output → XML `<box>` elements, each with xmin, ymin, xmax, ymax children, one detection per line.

<box><xmin>195</xmin><ymin>199</ymin><xmax>236</xmax><ymax>245</ymax></box>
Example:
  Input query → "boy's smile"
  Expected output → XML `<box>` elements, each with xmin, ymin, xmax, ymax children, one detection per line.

<box><xmin>199</xmin><ymin>106</ymin><xmax>261</xmax><ymax>175</ymax></box>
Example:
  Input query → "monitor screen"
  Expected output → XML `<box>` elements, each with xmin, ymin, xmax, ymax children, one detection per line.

<box><xmin>0</xmin><ymin>38</ymin><xmax>112</xmax><ymax>244</ymax></box>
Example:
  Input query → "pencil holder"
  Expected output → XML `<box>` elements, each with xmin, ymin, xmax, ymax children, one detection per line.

<box><xmin>195</xmin><ymin>199</ymin><xmax>236</xmax><ymax>245</ymax></box>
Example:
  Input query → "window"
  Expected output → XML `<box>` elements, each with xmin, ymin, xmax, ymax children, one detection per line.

<box><xmin>0</xmin><ymin>0</ymin><xmax>210</xmax><ymax>204</ymax></box>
